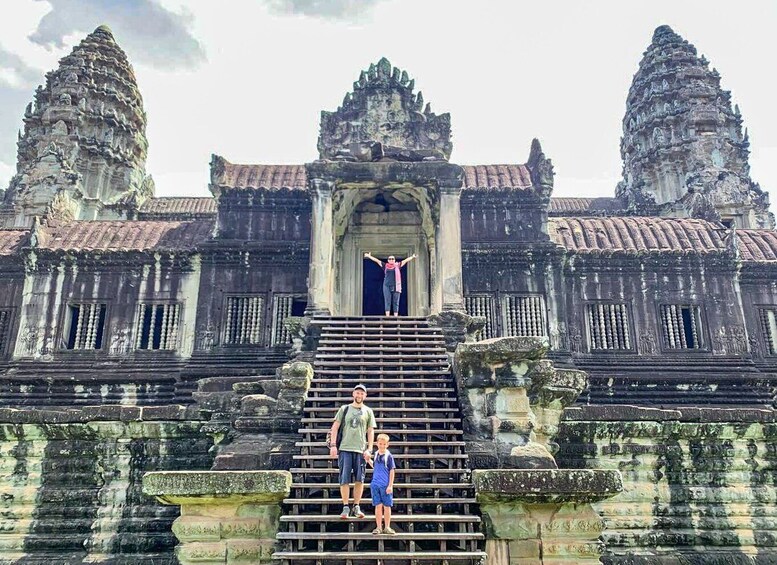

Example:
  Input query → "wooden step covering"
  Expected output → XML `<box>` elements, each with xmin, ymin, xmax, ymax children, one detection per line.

<box><xmin>280</xmin><ymin>513</ymin><xmax>480</xmax><ymax>523</ymax></box>
<box><xmin>293</xmin><ymin>454</ymin><xmax>469</xmax><ymax>461</ymax></box>
<box><xmin>290</xmin><ymin>482</ymin><xmax>472</xmax><ymax>489</ymax></box>
<box><xmin>300</xmin><ymin>417</ymin><xmax>462</xmax><ymax>424</ymax></box>
<box><xmin>290</xmin><ymin>468</ymin><xmax>470</xmax><ymax>475</ymax></box>
<box><xmin>294</xmin><ymin>441</ymin><xmax>466</xmax><ymax>448</ymax></box>
<box><xmin>277</xmin><ymin>317</ymin><xmax>482</xmax><ymax>564</ymax></box>
<box><xmin>277</xmin><ymin>532</ymin><xmax>484</xmax><ymax>540</ymax></box>
<box><xmin>272</xmin><ymin>551</ymin><xmax>487</xmax><ymax>560</ymax></box>
<box><xmin>298</xmin><ymin>429</ymin><xmax>463</xmax><ymax>436</ymax></box>
<box><xmin>283</xmin><ymin>497</ymin><xmax>476</xmax><ymax>505</ymax></box>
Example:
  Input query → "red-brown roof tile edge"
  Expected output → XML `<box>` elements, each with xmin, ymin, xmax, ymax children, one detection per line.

<box><xmin>461</xmin><ymin>164</ymin><xmax>534</xmax><ymax>189</ymax></box>
<box><xmin>217</xmin><ymin>163</ymin><xmax>308</xmax><ymax>190</ymax></box>
<box><xmin>213</xmin><ymin>161</ymin><xmax>538</xmax><ymax>190</ymax></box>
<box><xmin>737</xmin><ymin>229</ymin><xmax>777</xmax><ymax>262</ymax></box>
<box><xmin>0</xmin><ymin>229</ymin><xmax>30</xmax><ymax>255</ymax></box>
<box><xmin>549</xmin><ymin>216</ymin><xmax>729</xmax><ymax>254</ymax></box>
<box><xmin>38</xmin><ymin>220</ymin><xmax>213</xmax><ymax>252</ymax></box>
<box><xmin>139</xmin><ymin>197</ymin><xmax>217</xmax><ymax>215</ymax></box>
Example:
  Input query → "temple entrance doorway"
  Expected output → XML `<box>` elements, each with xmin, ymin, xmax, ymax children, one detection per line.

<box><xmin>362</xmin><ymin>257</ymin><xmax>408</xmax><ymax>316</ymax></box>
<box><xmin>333</xmin><ymin>187</ymin><xmax>434</xmax><ymax>317</ymax></box>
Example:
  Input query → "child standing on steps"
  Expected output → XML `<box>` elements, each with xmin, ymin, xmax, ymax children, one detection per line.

<box><xmin>368</xmin><ymin>433</ymin><xmax>396</xmax><ymax>534</ymax></box>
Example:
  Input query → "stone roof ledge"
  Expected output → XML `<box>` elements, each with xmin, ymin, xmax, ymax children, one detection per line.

<box><xmin>143</xmin><ymin>470</ymin><xmax>291</xmax><ymax>506</ymax></box>
<box><xmin>473</xmin><ymin>469</ymin><xmax>623</xmax><ymax>504</ymax></box>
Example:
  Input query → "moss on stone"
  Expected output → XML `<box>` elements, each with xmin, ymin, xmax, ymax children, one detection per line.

<box><xmin>142</xmin><ymin>470</ymin><xmax>291</xmax><ymax>504</ymax></box>
<box><xmin>473</xmin><ymin>469</ymin><xmax>623</xmax><ymax>504</ymax></box>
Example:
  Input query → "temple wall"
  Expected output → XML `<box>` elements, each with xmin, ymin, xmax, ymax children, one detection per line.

<box><xmin>193</xmin><ymin>250</ymin><xmax>309</xmax><ymax>352</ymax></box>
<box><xmin>556</xmin><ymin>406</ymin><xmax>777</xmax><ymax>564</ymax></box>
<box><xmin>0</xmin><ymin>270</ymin><xmax>23</xmax><ymax>360</ymax></box>
<box><xmin>13</xmin><ymin>255</ymin><xmax>202</xmax><ymax>360</ymax></box>
<box><xmin>460</xmin><ymin>191</ymin><xmax>548</xmax><ymax>242</ymax></box>
<box><xmin>560</xmin><ymin>258</ymin><xmax>745</xmax><ymax>356</ymax></box>
<box><xmin>739</xmin><ymin>270</ymin><xmax>777</xmax><ymax>364</ymax></box>
<box><xmin>0</xmin><ymin>407</ymin><xmax>212</xmax><ymax>564</ymax></box>
<box><xmin>215</xmin><ymin>191</ymin><xmax>311</xmax><ymax>241</ymax></box>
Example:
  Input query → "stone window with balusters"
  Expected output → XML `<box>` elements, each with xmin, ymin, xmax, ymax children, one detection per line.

<box><xmin>585</xmin><ymin>303</ymin><xmax>633</xmax><ymax>351</ymax></box>
<box><xmin>660</xmin><ymin>304</ymin><xmax>704</xmax><ymax>350</ymax></box>
<box><xmin>0</xmin><ymin>309</ymin><xmax>11</xmax><ymax>356</ymax></box>
<box><xmin>502</xmin><ymin>294</ymin><xmax>547</xmax><ymax>338</ymax></box>
<box><xmin>64</xmin><ymin>303</ymin><xmax>107</xmax><ymax>350</ymax></box>
<box><xmin>759</xmin><ymin>308</ymin><xmax>777</xmax><ymax>355</ymax></box>
<box><xmin>134</xmin><ymin>303</ymin><xmax>181</xmax><ymax>350</ymax></box>
<box><xmin>223</xmin><ymin>295</ymin><xmax>265</xmax><ymax>345</ymax></box>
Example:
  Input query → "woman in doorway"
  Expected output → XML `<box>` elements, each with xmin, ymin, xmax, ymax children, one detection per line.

<box><xmin>364</xmin><ymin>252</ymin><xmax>417</xmax><ymax>316</ymax></box>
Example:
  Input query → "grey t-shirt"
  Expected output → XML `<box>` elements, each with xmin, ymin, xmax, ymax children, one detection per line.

<box><xmin>334</xmin><ymin>404</ymin><xmax>377</xmax><ymax>453</ymax></box>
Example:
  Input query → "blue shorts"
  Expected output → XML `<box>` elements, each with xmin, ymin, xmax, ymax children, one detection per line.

<box><xmin>370</xmin><ymin>484</ymin><xmax>393</xmax><ymax>507</ymax></box>
<box><xmin>338</xmin><ymin>451</ymin><xmax>366</xmax><ymax>485</ymax></box>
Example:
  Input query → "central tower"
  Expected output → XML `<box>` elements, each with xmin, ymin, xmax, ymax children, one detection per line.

<box><xmin>306</xmin><ymin>58</ymin><xmax>464</xmax><ymax>316</ymax></box>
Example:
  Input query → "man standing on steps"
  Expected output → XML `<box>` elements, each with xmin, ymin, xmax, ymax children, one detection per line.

<box><xmin>328</xmin><ymin>384</ymin><xmax>377</xmax><ymax>519</ymax></box>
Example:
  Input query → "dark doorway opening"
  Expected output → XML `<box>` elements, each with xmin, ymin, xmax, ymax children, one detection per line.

<box><xmin>362</xmin><ymin>258</ymin><xmax>408</xmax><ymax>316</ymax></box>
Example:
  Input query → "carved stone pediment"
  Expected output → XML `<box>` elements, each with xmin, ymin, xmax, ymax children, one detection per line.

<box><xmin>318</xmin><ymin>58</ymin><xmax>452</xmax><ymax>162</ymax></box>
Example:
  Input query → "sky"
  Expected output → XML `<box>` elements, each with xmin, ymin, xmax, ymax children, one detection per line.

<box><xmin>0</xmin><ymin>0</ymin><xmax>775</xmax><ymax>203</ymax></box>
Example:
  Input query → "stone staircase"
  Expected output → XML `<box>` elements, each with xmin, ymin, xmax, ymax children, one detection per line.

<box><xmin>273</xmin><ymin>316</ymin><xmax>486</xmax><ymax>565</ymax></box>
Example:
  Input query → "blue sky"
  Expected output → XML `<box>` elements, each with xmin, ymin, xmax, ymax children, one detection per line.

<box><xmin>1</xmin><ymin>0</ymin><xmax>775</xmax><ymax>204</ymax></box>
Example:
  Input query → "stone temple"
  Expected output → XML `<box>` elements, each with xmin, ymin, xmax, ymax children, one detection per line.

<box><xmin>0</xmin><ymin>23</ymin><xmax>775</xmax><ymax>565</ymax></box>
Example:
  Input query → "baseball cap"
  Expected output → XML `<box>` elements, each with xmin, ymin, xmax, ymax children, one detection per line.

<box><xmin>354</xmin><ymin>384</ymin><xmax>367</xmax><ymax>393</ymax></box>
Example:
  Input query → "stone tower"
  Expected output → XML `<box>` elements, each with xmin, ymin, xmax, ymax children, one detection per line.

<box><xmin>1</xmin><ymin>25</ymin><xmax>152</xmax><ymax>227</ymax></box>
<box><xmin>617</xmin><ymin>25</ymin><xmax>772</xmax><ymax>228</ymax></box>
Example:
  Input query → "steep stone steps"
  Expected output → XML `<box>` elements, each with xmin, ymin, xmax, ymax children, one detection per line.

<box><xmin>274</xmin><ymin>317</ymin><xmax>485</xmax><ymax>565</ymax></box>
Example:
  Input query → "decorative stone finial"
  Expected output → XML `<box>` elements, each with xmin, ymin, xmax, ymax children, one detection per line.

<box><xmin>92</xmin><ymin>24</ymin><xmax>115</xmax><ymax>40</ymax></box>
<box><xmin>317</xmin><ymin>58</ymin><xmax>452</xmax><ymax>162</ymax></box>
<box><xmin>527</xmin><ymin>138</ymin><xmax>554</xmax><ymax>191</ymax></box>
<box><xmin>652</xmin><ymin>24</ymin><xmax>680</xmax><ymax>43</ymax></box>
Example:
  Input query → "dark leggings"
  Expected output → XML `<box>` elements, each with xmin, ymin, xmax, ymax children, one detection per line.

<box><xmin>383</xmin><ymin>283</ymin><xmax>401</xmax><ymax>313</ymax></box>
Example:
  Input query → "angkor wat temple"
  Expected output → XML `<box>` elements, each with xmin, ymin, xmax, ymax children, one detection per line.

<box><xmin>0</xmin><ymin>23</ymin><xmax>775</xmax><ymax>565</ymax></box>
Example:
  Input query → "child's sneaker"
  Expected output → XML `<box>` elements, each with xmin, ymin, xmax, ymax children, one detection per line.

<box><xmin>383</xmin><ymin>526</ymin><xmax>396</xmax><ymax>535</ymax></box>
<box><xmin>350</xmin><ymin>504</ymin><xmax>365</xmax><ymax>519</ymax></box>
<box><xmin>339</xmin><ymin>505</ymin><xmax>350</xmax><ymax>519</ymax></box>
<box><xmin>372</xmin><ymin>527</ymin><xmax>382</xmax><ymax>535</ymax></box>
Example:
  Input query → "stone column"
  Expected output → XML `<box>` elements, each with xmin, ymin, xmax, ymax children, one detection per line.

<box><xmin>436</xmin><ymin>182</ymin><xmax>465</xmax><ymax>312</ymax></box>
<box><xmin>305</xmin><ymin>179</ymin><xmax>334</xmax><ymax>316</ymax></box>
<box><xmin>142</xmin><ymin>470</ymin><xmax>291</xmax><ymax>565</ymax></box>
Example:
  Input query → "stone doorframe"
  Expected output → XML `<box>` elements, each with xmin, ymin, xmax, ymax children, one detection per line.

<box><xmin>337</xmin><ymin>224</ymin><xmax>429</xmax><ymax>316</ymax></box>
<box><xmin>304</xmin><ymin>161</ymin><xmax>465</xmax><ymax>317</ymax></box>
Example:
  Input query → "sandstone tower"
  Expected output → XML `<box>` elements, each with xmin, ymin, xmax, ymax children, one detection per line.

<box><xmin>617</xmin><ymin>25</ymin><xmax>773</xmax><ymax>228</ymax></box>
<box><xmin>1</xmin><ymin>25</ymin><xmax>152</xmax><ymax>227</ymax></box>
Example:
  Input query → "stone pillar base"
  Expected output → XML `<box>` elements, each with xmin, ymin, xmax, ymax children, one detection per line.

<box><xmin>474</xmin><ymin>469</ymin><xmax>623</xmax><ymax>565</ymax></box>
<box><xmin>143</xmin><ymin>471</ymin><xmax>291</xmax><ymax>565</ymax></box>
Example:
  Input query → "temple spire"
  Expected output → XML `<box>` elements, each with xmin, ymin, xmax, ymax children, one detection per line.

<box><xmin>617</xmin><ymin>25</ymin><xmax>772</xmax><ymax>228</ymax></box>
<box><xmin>2</xmin><ymin>24</ymin><xmax>152</xmax><ymax>227</ymax></box>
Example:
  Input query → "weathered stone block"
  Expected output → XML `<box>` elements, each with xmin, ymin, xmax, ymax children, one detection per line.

<box><xmin>143</xmin><ymin>470</ymin><xmax>291</xmax><ymax>505</ymax></box>
<box><xmin>231</xmin><ymin>382</ymin><xmax>265</xmax><ymax>395</ymax></box>
<box><xmin>279</xmin><ymin>361</ymin><xmax>314</xmax><ymax>390</ymax></box>
<box><xmin>239</xmin><ymin>395</ymin><xmax>277</xmax><ymax>417</ymax></box>
<box><xmin>176</xmin><ymin>541</ymin><xmax>226</xmax><ymax>563</ymax></box>
<box><xmin>473</xmin><ymin>469</ymin><xmax>623</xmax><ymax>505</ymax></box>
<box><xmin>225</xmin><ymin>539</ymin><xmax>276</xmax><ymax>563</ymax></box>
<box><xmin>172</xmin><ymin>517</ymin><xmax>221</xmax><ymax>542</ymax></box>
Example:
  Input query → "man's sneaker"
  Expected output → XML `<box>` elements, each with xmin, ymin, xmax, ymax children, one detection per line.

<box><xmin>339</xmin><ymin>505</ymin><xmax>350</xmax><ymax>519</ymax></box>
<box><xmin>350</xmin><ymin>504</ymin><xmax>365</xmax><ymax>519</ymax></box>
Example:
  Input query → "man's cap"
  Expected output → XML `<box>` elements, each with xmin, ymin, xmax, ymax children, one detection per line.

<box><xmin>354</xmin><ymin>384</ymin><xmax>367</xmax><ymax>393</ymax></box>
